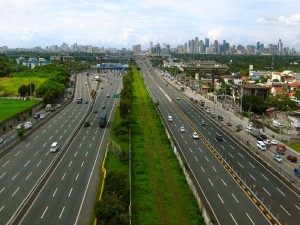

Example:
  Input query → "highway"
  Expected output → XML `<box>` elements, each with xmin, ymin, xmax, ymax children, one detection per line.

<box><xmin>137</xmin><ymin>57</ymin><xmax>300</xmax><ymax>225</ymax></box>
<box><xmin>0</xmin><ymin>71</ymin><xmax>122</xmax><ymax>225</ymax></box>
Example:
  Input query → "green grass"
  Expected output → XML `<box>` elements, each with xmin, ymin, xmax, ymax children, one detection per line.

<box><xmin>0</xmin><ymin>98</ymin><xmax>41</xmax><ymax>122</ymax></box>
<box><xmin>0</xmin><ymin>77</ymin><xmax>46</xmax><ymax>95</ymax></box>
<box><xmin>131</xmin><ymin>66</ymin><xmax>204</xmax><ymax>225</ymax></box>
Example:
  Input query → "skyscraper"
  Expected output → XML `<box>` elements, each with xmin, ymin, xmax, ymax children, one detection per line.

<box><xmin>278</xmin><ymin>39</ymin><xmax>283</xmax><ymax>55</ymax></box>
<box><xmin>205</xmin><ymin>37</ymin><xmax>209</xmax><ymax>48</ymax></box>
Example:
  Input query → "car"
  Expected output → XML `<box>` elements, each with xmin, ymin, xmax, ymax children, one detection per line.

<box><xmin>0</xmin><ymin>138</ymin><xmax>3</xmax><ymax>144</ymax></box>
<box><xmin>201</xmin><ymin>120</ymin><xmax>207</xmax><ymax>125</ymax></box>
<box><xmin>246</xmin><ymin>125</ymin><xmax>253</xmax><ymax>131</ymax></box>
<box><xmin>84</xmin><ymin>121</ymin><xmax>90</xmax><ymax>127</ymax></box>
<box><xmin>34</xmin><ymin>113</ymin><xmax>40</xmax><ymax>119</ymax></box>
<box><xmin>40</xmin><ymin>114</ymin><xmax>46</xmax><ymax>119</ymax></box>
<box><xmin>192</xmin><ymin>132</ymin><xmax>199</xmax><ymax>139</ymax></box>
<box><xmin>50</xmin><ymin>142</ymin><xmax>59</xmax><ymax>153</ymax></box>
<box><xmin>101</xmin><ymin>87</ymin><xmax>104</xmax><ymax>89</ymax></box>
<box><xmin>271</xmin><ymin>139</ymin><xmax>278</xmax><ymax>145</ymax></box>
<box><xmin>168</xmin><ymin>116</ymin><xmax>173</xmax><ymax>122</ymax></box>
<box><xmin>227</xmin><ymin>122</ymin><xmax>232</xmax><ymax>126</ymax></box>
<box><xmin>107</xmin><ymin>94</ymin><xmax>111</xmax><ymax>98</ymax></box>
<box><xmin>85</xmin><ymin>100</ymin><xmax>88</xmax><ymax>104</ymax></box>
<box><xmin>263</xmin><ymin>139</ymin><xmax>271</xmax><ymax>146</ymax></box>
<box><xmin>287</xmin><ymin>155</ymin><xmax>297</xmax><ymax>163</ymax></box>
<box><xmin>260</xmin><ymin>133</ymin><xmax>267</xmax><ymax>139</ymax></box>
<box><xmin>101</xmin><ymin>105</ymin><xmax>106</xmax><ymax>109</ymax></box>
<box><xmin>206</xmin><ymin>109</ymin><xmax>212</xmax><ymax>113</ymax></box>
<box><xmin>176</xmin><ymin>97</ymin><xmax>180</xmax><ymax>100</ymax></box>
<box><xmin>17</xmin><ymin>124</ymin><xmax>23</xmax><ymax>130</ymax></box>
<box><xmin>56</xmin><ymin>104</ymin><xmax>61</xmax><ymax>108</ymax></box>
<box><xmin>180</xmin><ymin>126</ymin><xmax>185</xmax><ymax>132</ymax></box>
<box><xmin>273</xmin><ymin>154</ymin><xmax>283</xmax><ymax>163</ymax></box>
<box><xmin>94</xmin><ymin>109</ymin><xmax>98</xmax><ymax>113</ymax></box>
<box><xmin>50</xmin><ymin>107</ymin><xmax>55</xmax><ymax>112</ymax></box>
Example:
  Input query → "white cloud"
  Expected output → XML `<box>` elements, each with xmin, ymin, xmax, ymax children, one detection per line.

<box><xmin>256</xmin><ymin>14</ymin><xmax>300</xmax><ymax>26</ymax></box>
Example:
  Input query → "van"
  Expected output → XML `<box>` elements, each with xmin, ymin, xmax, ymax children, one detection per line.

<box><xmin>216</xmin><ymin>133</ymin><xmax>223</xmax><ymax>141</ymax></box>
<box><xmin>256</xmin><ymin>141</ymin><xmax>266</xmax><ymax>151</ymax></box>
<box><xmin>50</xmin><ymin>142</ymin><xmax>58</xmax><ymax>153</ymax></box>
<box><xmin>168</xmin><ymin>116</ymin><xmax>173</xmax><ymax>122</ymax></box>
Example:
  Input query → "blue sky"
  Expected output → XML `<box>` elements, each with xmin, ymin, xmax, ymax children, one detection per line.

<box><xmin>1</xmin><ymin>0</ymin><xmax>300</xmax><ymax>50</ymax></box>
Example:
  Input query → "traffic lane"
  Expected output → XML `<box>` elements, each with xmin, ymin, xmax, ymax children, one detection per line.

<box><xmin>161</xmin><ymin>97</ymin><xmax>270</xmax><ymax>225</ymax></box>
<box><xmin>21</xmin><ymin>124</ymin><xmax>104</xmax><ymax>225</ymax></box>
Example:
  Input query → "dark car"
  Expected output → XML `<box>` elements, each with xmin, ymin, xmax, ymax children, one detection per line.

<box><xmin>84</xmin><ymin>121</ymin><xmax>90</xmax><ymax>127</ymax></box>
<box><xmin>287</xmin><ymin>155</ymin><xmax>297</xmax><ymax>163</ymax></box>
<box><xmin>260</xmin><ymin>133</ymin><xmax>267</xmax><ymax>139</ymax></box>
<box><xmin>34</xmin><ymin>113</ymin><xmax>40</xmax><ymax>119</ymax></box>
<box><xmin>94</xmin><ymin>109</ymin><xmax>98</xmax><ymax>113</ymax></box>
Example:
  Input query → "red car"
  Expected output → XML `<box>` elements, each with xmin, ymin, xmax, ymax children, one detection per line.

<box><xmin>287</xmin><ymin>155</ymin><xmax>297</xmax><ymax>163</ymax></box>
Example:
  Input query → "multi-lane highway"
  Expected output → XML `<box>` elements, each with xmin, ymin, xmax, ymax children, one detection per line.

<box><xmin>0</xmin><ymin>71</ymin><xmax>123</xmax><ymax>225</ymax></box>
<box><xmin>136</xmin><ymin>57</ymin><xmax>300</xmax><ymax>225</ymax></box>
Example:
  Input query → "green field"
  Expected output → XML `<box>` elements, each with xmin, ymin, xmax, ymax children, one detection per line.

<box><xmin>0</xmin><ymin>99</ymin><xmax>41</xmax><ymax>122</ymax></box>
<box><xmin>0</xmin><ymin>77</ymin><xmax>46</xmax><ymax>95</ymax></box>
<box><xmin>131</xmin><ymin>66</ymin><xmax>203</xmax><ymax>225</ymax></box>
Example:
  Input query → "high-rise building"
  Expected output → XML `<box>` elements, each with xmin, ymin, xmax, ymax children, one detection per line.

<box><xmin>150</xmin><ymin>42</ymin><xmax>153</xmax><ymax>53</ymax></box>
<box><xmin>205</xmin><ymin>37</ymin><xmax>209</xmax><ymax>47</ymax></box>
<box><xmin>194</xmin><ymin>37</ymin><xmax>199</xmax><ymax>54</ymax></box>
<box><xmin>278</xmin><ymin>39</ymin><xmax>283</xmax><ymax>55</ymax></box>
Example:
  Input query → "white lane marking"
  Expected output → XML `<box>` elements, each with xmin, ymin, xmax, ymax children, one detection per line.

<box><xmin>280</xmin><ymin>205</ymin><xmax>291</xmax><ymax>216</ymax></box>
<box><xmin>232</xmin><ymin>194</ymin><xmax>239</xmax><ymax>203</ymax></box>
<box><xmin>194</xmin><ymin>140</ymin><xmax>197</xmax><ymax>144</ymax></box>
<box><xmin>220</xmin><ymin>145</ymin><xmax>225</xmax><ymax>149</ymax></box>
<box><xmin>194</xmin><ymin>156</ymin><xmax>198</xmax><ymax>162</ymax></box>
<box><xmin>198</xmin><ymin>148</ymin><xmax>202</xmax><ymax>153</ymax></box>
<box><xmin>68</xmin><ymin>188</ymin><xmax>73</xmax><ymax>198</ymax></box>
<box><xmin>60</xmin><ymin>124</ymin><xmax>64</xmax><ymax>128</ymax></box>
<box><xmin>212</xmin><ymin>166</ymin><xmax>217</xmax><ymax>172</ymax></box>
<box><xmin>81</xmin><ymin>161</ymin><xmax>84</xmax><ymax>167</ymax></box>
<box><xmin>25</xmin><ymin>143</ymin><xmax>30</xmax><ymax>148</ymax></box>
<box><xmin>93</xmin><ymin>136</ymin><xmax>95</xmax><ymax>141</ymax></box>
<box><xmin>0</xmin><ymin>187</ymin><xmax>5</xmax><ymax>194</ymax></box>
<box><xmin>0</xmin><ymin>205</ymin><xmax>4</xmax><ymax>212</ymax></box>
<box><xmin>15</xmin><ymin>151</ymin><xmax>21</xmax><ymax>156</ymax></box>
<box><xmin>68</xmin><ymin>124</ymin><xmax>71</xmax><ymax>128</ymax></box>
<box><xmin>2</xmin><ymin>160</ymin><xmax>9</xmax><ymax>167</ymax></box>
<box><xmin>41</xmin><ymin>206</ymin><xmax>48</xmax><ymax>219</ymax></box>
<box><xmin>74</xmin><ymin>151</ymin><xmax>78</xmax><ymax>157</ymax></box>
<box><xmin>49</xmin><ymin>136</ymin><xmax>53</xmax><ymax>140</ymax></box>
<box><xmin>86</xmin><ymin>130</ymin><xmax>89</xmax><ymax>134</ymax></box>
<box><xmin>228</xmin><ymin>153</ymin><xmax>233</xmax><ymax>158</ymax></box>
<box><xmin>189</xmin><ymin>148</ymin><xmax>192</xmax><ymax>153</ymax></box>
<box><xmin>12</xmin><ymin>187</ymin><xmax>20</xmax><ymax>197</ymax></box>
<box><xmin>89</xmin><ymin>143</ymin><xmax>91</xmax><ymax>148</ymax></box>
<box><xmin>249</xmin><ymin>162</ymin><xmax>255</xmax><ymax>168</ymax></box>
<box><xmin>208</xmin><ymin>178</ymin><xmax>214</xmax><ymax>187</ymax></box>
<box><xmin>238</xmin><ymin>153</ymin><xmax>244</xmax><ymax>158</ymax></box>
<box><xmin>59</xmin><ymin>135</ymin><xmax>62</xmax><ymax>140</ymax></box>
<box><xmin>36</xmin><ymin>160</ymin><xmax>42</xmax><ymax>167</ymax></box>
<box><xmin>204</xmin><ymin>156</ymin><xmax>209</xmax><ymax>162</ymax></box>
<box><xmin>26</xmin><ymin>172</ymin><xmax>32</xmax><ymax>180</ymax></box>
<box><xmin>79</xmin><ymin>143</ymin><xmax>82</xmax><ymax>148</ymax></box>
<box><xmin>34</xmin><ymin>151</ymin><xmax>39</xmax><ymax>156</ymax></box>
<box><xmin>64</xmin><ymin>130</ymin><xmax>67</xmax><ymax>133</ymax></box>
<box><xmin>85</xmin><ymin>152</ymin><xmax>88</xmax><ymax>157</ymax></box>
<box><xmin>218</xmin><ymin>194</ymin><xmax>224</xmax><ymax>204</ymax></box>
<box><xmin>0</xmin><ymin>172</ymin><xmax>6</xmax><ymax>179</ymax></box>
<box><xmin>246</xmin><ymin>213</ymin><xmax>255</xmax><ymax>225</ymax></box>
<box><xmin>295</xmin><ymin>205</ymin><xmax>300</xmax><ymax>211</ymax></box>
<box><xmin>42</xmin><ymin>130</ymin><xmax>46</xmax><ymax>133</ymax></box>
<box><xmin>237</xmin><ymin>162</ymin><xmax>244</xmax><ymax>168</ymax></box>
<box><xmin>68</xmin><ymin>161</ymin><xmax>72</xmax><ymax>167</ymax></box>
<box><xmin>230</xmin><ymin>213</ymin><xmax>238</xmax><ymax>225</ymax></box>
<box><xmin>24</xmin><ymin>160</ymin><xmax>30</xmax><ymax>167</ymax></box>
<box><xmin>62</xmin><ymin>172</ymin><xmax>66</xmax><ymax>181</ymax></box>
<box><xmin>201</xmin><ymin>166</ymin><xmax>205</xmax><ymax>173</ymax></box>
<box><xmin>276</xmin><ymin>187</ymin><xmax>286</xmax><ymax>196</ymax></box>
<box><xmin>263</xmin><ymin>187</ymin><xmax>272</xmax><ymax>197</ymax></box>
<box><xmin>230</xmin><ymin>145</ymin><xmax>234</xmax><ymax>149</ymax></box>
<box><xmin>59</xmin><ymin>206</ymin><xmax>65</xmax><ymax>219</ymax></box>
<box><xmin>249</xmin><ymin>173</ymin><xmax>256</xmax><ymax>181</ymax></box>
<box><xmin>52</xmin><ymin>188</ymin><xmax>58</xmax><ymax>197</ymax></box>
<box><xmin>43</xmin><ymin>143</ymin><xmax>47</xmax><ymax>147</ymax></box>
<box><xmin>75</xmin><ymin>173</ymin><xmax>79</xmax><ymax>181</ymax></box>
<box><xmin>261</xmin><ymin>173</ymin><xmax>269</xmax><ymax>181</ymax></box>
<box><xmin>221</xmin><ymin>178</ymin><xmax>227</xmax><ymax>187</ymax></box>
<box><xmin>185</xmin><ymin>141</ymin><xmax>188</xmax><ymax>145</ymax></box>
<box><xmin>95</xmin><ymin>130</ymin><xmax>97</xmax><ymax>134</ymax></box>
<box><xmin>55</xmin><ymin>130</ymin><xmax>59</xmax><ymax>133</ymax></box>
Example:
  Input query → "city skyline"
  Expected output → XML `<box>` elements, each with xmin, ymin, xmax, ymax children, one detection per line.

<box><xmin>1</xmin><ymin>0</ymin><xmax>300</xmax><ymax>50</ymax></box>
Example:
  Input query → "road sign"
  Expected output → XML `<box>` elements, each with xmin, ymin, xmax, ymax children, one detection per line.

<box><xmin>114</xmin><ymin>94</ymin><xmax>120</xmax><ymax>99</ymax></box>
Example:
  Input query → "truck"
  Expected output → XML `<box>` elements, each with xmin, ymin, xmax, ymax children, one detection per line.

<box><xmin>250</xmin><ymin>128</ymin><xmax>260</xmax><ymax>138</ymax></box>
<box><xmin>276</xmin><ymin>144</ymin><xmax>286</xmax><ymax>155</ymax></box>
<box><xmin>99</xmin><ymin>111</ymin><xmax>107</xmax><ymax>128</ymax></box>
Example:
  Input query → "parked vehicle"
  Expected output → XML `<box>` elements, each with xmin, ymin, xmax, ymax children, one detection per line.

<box><xmin>294</xmin><ymin>168</ymin><xmax>300</xmax><ymax>177</ymax></box>
<box><xmin>256</xmin><ymin>141</ymin><xmax>267</xmax><ymax>151</ymax></box>
<box><xmin>263</xmin><ymin>139</ymin><xmax>271</xmax><ymax>146</ymax></box>
<box><xmin>260</xmin><ymin>133</ymin><xmax>267</xmax><ymax>139</ymax></box>
<box><xmin>271</xmin><ymin>139</ymin><xmax>278</xmax><ymax>145</ymax></box>
<box><xmin>45</xmin><ymin>104</ymin><xmax>51</xmax><ymax>111</ymax></box>
<box><xmin>99</xmin><ymin>111</ymin><xmax>107</xmax><ymax>128</ymax></box>
<box><xmin>250</xmin><ymin>128</ymin><xmax>260</xmax><ymax>138</ymax></box>
<box><xmin>217</xmin><ymin>115</ymin><xmax>223</xmax><ymax>121</ymax></box>
<box><xmin>40</xmin><ymin>114</ymin><xmax>46</xmax><ymax>119</ymax></box>
<box><xmin>287</xmin><ymin>155</ymin><xmax>297</xmax><ymax>163</ymax></box>
<box><xmin>24</xmin><ymin>121</ymin><xmax>32</xmax><ymax>130</ymax></box>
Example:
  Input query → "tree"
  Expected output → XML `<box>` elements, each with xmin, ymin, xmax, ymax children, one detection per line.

<box><xmin>242</xmin><ymin>95</ymin><xmax>267</xmax><ymax>114</ymax></box>
<box><xmin>18</xmin><ymin>85</ymin><xmax>28</xmax><ymax>97</ymax></box>
<box><xmin>17</xmin><ymin>127</ymin><xmax>26</xmax><ymax>140</ymax></box>
<box><xmin>27</xmin><ymin>82</ymin><xmax>35</xmax><ymax>96</ymax></box>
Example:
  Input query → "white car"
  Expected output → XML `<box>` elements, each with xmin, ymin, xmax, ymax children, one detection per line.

<box><xmin>271</xmin><ymin>139</ymin><xmax>278</xmax><ymax>145</ymax></box>
<box><xmin>192</xmin><ymin>132</ymin><xmax>199</xmax><ymax>139</ymax></box>
<box><xmin>56</xmin><ymin>104</ymin><xmax>61</xmax><ymax>108</ymax></box>
<box><xmin>273</xmin><ymin>154</ymin><xmax>283</xmax><ymax>163</ymax></box>
<box><xmin>180</xmin><ymin>126</ymin><xmax>185</xmax><ymax>132</ymax></box>
<box><xmin>0</xmin><ymin>138</ymin><xmax>3</xmax><ymax>144</ymax></box>
<box><xmin>40</xmin><ymin>114</ymin><xmax>46</xmax><ymax>119</ymax></box>
<box><xmin>176</xmin><ymin>97</ymin><xmax>180</xmax><ymax>100</ymax></box>
<box><xmin>263</xmin><ymin>139</ymin><xmax>271</xmax><ymax>146</ymax></box>
<box><xmin>17</xmin><ymin>124</ymin><xmax>23</xmax><ymax>130</ymax></box>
